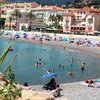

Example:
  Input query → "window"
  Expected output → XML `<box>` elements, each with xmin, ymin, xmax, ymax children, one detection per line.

<box><xmin>88</xmin><ymin>19</ymin><xmax>93</xmax><ymax>23</ymax></box>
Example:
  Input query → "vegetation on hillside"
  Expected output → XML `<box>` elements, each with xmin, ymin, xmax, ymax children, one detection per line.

<box><xmin>64</xmin><ymin>0</ymin><xmax>100</xmax><ymax>8</ymax></box>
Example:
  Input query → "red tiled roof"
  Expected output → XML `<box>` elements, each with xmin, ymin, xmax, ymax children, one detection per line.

<box><xmin>31</xmin><ymin>2</ymin><xmax>40</xmax><ymax>8</ymax></box>
<box><xmin>69</xmin><ymin>7</ymin><xmax>100</xmax><ymax>13</ymax></box>
<box><xmin>69</xmin><ymin>7</ymin><xmax>91</xmax><ymax>11</ymax></box>
<box><xmin>42</xmin><ymin>5</ymin><xmax>64</xmax><ymax>11</ymax></box>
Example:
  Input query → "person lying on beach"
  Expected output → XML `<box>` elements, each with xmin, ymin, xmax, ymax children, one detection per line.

<box><xmin>84</xmin><ymin>80</ymin><xmax>100</xmax><ymax>88</ymax></box>
<box><xmin>85</xmin><ymin>80</ymin><xmax>94</xmax><ymax>84</ymax></box>
<box><xmin>88</xmin><ymin>83</ymin><xmax>100</xmax><ymax>88</ymax></box>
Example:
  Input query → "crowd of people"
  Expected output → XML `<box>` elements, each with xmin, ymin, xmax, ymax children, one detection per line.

<box><xmin>1</xmin><ymin>31</ymin><xmax>100</xmax><ymax>48</ymax></box>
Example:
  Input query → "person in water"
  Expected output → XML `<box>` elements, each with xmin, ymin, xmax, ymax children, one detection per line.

<box><xmin>35</xmin><ymin>62</ymin><xmax>39</xmax><ymax>68</ymax></box>
<box><xmin>47</xmin><ymin>70</ymin><xmax>51</xmax><ymax>74</ymax></box>
<box><xmin>81</xmin><ymin>62</ymin><xmax>85</xmax><ymax>70</ymax></box>
<box><xmin>71</xmin><ymin>58</ymin><xmax>74</xmax><ymax>63</ymax></box>
<box><xmin>67</xmin><ymin>71</ymin><xmax>73</xmax><ymax>76</ymax></box>
<box><xmin>58</xmin><ymin>64</ymin><xmax>61</xmax><ymax>68</ymax></box>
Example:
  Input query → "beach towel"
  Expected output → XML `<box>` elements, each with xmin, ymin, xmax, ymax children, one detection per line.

<box><xmin>80</xmin><ymin>82</ymin><xmax>89</xmax><ymax>87</ymax></box>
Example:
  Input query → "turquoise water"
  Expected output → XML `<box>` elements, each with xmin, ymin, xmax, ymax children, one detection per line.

<box><xmin>0</xmin><ymin>40</ymin><xmax>100</xmax><ymax>85</ymax></box>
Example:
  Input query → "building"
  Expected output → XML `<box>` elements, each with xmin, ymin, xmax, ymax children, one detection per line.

<box><xmin>31</xmin><ymin>5</ymin><xmax>66</xmax><ymax>31</ymax></box>
<box><xmin>1</xmin><ymin>2</ymin><xmax>39</xmax><ymax>30</ymax></box>
<box><xmin>63</xmin><ymin>7</ymin><xmax>100</xmax><ymax>34</ymax></box>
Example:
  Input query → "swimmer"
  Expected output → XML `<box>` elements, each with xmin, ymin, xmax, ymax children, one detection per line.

<box><xmin>39</xmin><ymin>59</ymin><xmax>41</xmax><ymax>61</ymax></box>
<box><xmin>35</xmin><ymin>62</ymin><xmax>39</xmax><ymax>68</ymax></box>
<box><xmin>71</xmin><ymin>58</ymin><xmax>74</xmax><ymax>63</ymax></box>
<box><xmin>50</xmin><ymin>56</ymin><xmax>52</xmax><ymax>59</ymax></box>
<box><xmin>62</xmin><ymin>66</ymin><xmax>64</xmax><ymax>68</ymax></box>
<box><xmin>58</xmin><ymin>64</ymin><xmax>61</xmax><ymax>68</ymax></box>
<box><xmin>47</xmin><ymin>70</ymin><xmax>51</xmax><ymax>74</ymax></box>
<box><xmin>39</xmin><ymin>62</ymin><xmax>42</xmax><ymax>67</ymax></box>
<box><xmin>67</xmin><ymin>71</ymin><xmax>73</xmax><ymax>76</ymax></box>
<box><xmin>81</xmin><ymin>62</ymin><xmax>85</xmax><ymax>70</ymax></box>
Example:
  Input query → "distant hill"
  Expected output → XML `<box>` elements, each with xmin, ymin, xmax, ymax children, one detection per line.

<box><xmin>7</xmin><ymin>0</ymin><xmax>73</xmax><ymax>5</ymax></box>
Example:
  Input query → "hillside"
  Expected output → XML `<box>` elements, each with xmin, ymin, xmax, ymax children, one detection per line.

<box><xmin>7</xmin><ymin>0</ymin><xmax>73</xmax><ymax>5</ymax></box>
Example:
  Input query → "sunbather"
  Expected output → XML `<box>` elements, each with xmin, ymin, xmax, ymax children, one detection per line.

<box><xmin>88</xmin><ymin>83</ymin><xmax>100</xmax><ymax>88</ymax></box>
<box><xmin>42</xmin><ymin>78</ymin><xmax>57</xmax><ymax>90</ymax></box>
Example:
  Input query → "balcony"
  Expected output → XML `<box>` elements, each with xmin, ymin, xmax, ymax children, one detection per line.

<box><xmin>88</xmin><ymin>19</ymin><xmax>93</xmax><ymax>23</ymax></box>
<box><xmin>65</xmin><ymin>25</ymin><xmax>69</xmax><ymax>29</ymax></box>
<box><xmin>88</xmin><ymin>25</ymin><xmax>92</xmax><ymax>30</ymax></box>
<box><xmin>66</xmin><ymin>19</ymin><xmax>69</xmax><ymax>23</ymax></box>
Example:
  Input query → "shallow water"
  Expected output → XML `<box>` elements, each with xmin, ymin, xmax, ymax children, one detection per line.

<box><xmin>0</xmin><ymin>40</ymin><xmax>100</xmax><ymax>85</ymax></box>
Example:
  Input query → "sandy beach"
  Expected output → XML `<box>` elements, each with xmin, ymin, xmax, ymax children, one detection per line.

<box><xmin>0</xmin><ymin>34</ymin><xmax>100</xmax><ymax>100</ymax></box>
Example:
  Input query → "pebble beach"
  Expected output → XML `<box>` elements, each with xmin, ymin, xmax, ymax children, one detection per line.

<box><xmin>30</xmin><ymin>81</ymin><xmax>100</xmax><ymax>100</ymax></box>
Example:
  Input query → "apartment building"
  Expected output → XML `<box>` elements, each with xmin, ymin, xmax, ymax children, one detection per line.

<box><xmin>63</xmin><ymin>7</ymin><xmax>100</xmax><ymax>34</ymax></box>
<box><xmin>1</xmin><ymin>2</ymin><xmax>39</xmax><ymax>30</ymax></box>
<box><xmin>31</xmin><ymin>5</ymin><xmax>66</xmax><ymax>30</ymax></box>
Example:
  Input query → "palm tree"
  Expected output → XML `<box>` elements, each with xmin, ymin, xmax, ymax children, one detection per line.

<box><xmin>9</xmin><ymin>16</ymin><xmax>12</xmax><ymax>30</ymax></box>
<box><xmin>12</xmin><ymin>9</ymin><xmax>21</xmax><ymax>31</ymax></box>
<box><xmin>0</xmin><ymin>18</ymin><xmax>6</xmax><ymax>30</ymax></box>
<box><xmin>26</xmin><ymin>10</ymin><xmax>36</xmax><ymax>31</ymax></box>
<box><xmin>49</xmin><ymin>14</ymin><xmax>63</xmax><ymax>29</ymax></box>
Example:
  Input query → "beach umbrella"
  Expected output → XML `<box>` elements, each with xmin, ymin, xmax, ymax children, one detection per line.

<box><xmin>42</xmin><ymin>73</ymin><xmax>57</xmax><ymax>78</ymax></box>
<box><xmin>64</xmin><ymin>38</ymin><xmax>67</xmax><ymax>41</ymax></box>
<box><xmin>15</xmin><ymin>33</ymin><xmax>20</xmax><ymax>38</ymax></box>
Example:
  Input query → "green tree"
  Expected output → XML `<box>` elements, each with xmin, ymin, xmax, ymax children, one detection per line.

<box><xmin>12</xmin><ymin>10</ymin><xmax>21</xmax><ymax>31</ymax></box>
<box><xmin>26</xmin><ymin>10</ymin><xmax>36</xmax><ymax>31</ymax></box>
<box><xmin>49</xmin><ymin>14</ymin><xmax>63</xmax><ymax>29</ymax></box>
<box><xmin>0</xmin><ymin>18</ymin><xmax>6</xmax><ymax>30</ymax></box>
<box><xmin>9</xmin><ymin>16</ymin><xmax>13</xmax><ymax>30</ymax></box>
<box><xmin>49</xmin><ymin>15</ymin><xmax>55</xmax><ymax>28</ymax></box>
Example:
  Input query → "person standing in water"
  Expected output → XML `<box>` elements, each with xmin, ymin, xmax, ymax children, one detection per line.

<box><xmin>70</xmin><ymin>58</ymin><xmax>74</xmax><ymax>67</ymax></box>
<box><xmin>81</xmin><ymin>62</ymin><xmax>85</xmax><ymax>70</ymax></box>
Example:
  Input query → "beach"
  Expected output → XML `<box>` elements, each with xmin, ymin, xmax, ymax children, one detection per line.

<box><xmin>30</xmin><ymin>81</ymin><xmax>100</xmax><ymax>100</ymax></box>
<box><xmin>0</xmin><ymin>34</ymin><xmax>100</xmax><ymax>100</ymax></box>
<box><xmin>0</xmin><ymin>34</ymin><xmax>100</xmax><ymax>57</ymax></box>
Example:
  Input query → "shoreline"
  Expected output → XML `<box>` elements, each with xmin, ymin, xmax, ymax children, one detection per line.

<box><xmin>0</xmin><ymin>35</ymin><xmax>100</xmax><ymax>58</ymax></box>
